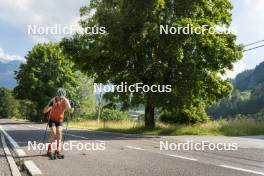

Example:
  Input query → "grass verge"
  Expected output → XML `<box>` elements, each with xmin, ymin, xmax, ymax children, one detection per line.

<box><xmin>68</xmin><ymin>118</ymin><xmax>264</xmax><ymax>136</ymax></box>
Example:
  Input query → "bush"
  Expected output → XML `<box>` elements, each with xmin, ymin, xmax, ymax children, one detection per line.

<box><xmin>101</xmin><ymin>109</ymin><xmax>129</xmax><ymax>121</ymax></box>
<box><xmin>159</xmin><ymin>103</ymin><xmax>209</xmax><ymax>124</ymax></box>
<box><xmin>0</xmin><ymin>88</ymin><xmax>19</xmax><ymax>118</ymax></box>
<box><xmin>18</xmin><ymin>100</ymin><xmax>38</xmax><ymax>121</ymax></box>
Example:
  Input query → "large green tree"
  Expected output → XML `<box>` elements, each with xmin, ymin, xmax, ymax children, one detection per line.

<box><xmin>61</xmin><ymin>0</ymin><xmax>243</xmax><ymax>128</ymax></box>
<box><xmin>14</xmin><ymin>43</ymin><xmax>82</xmax><ymax>121</ymax></box>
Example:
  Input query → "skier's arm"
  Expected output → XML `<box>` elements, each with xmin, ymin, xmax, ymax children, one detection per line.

<box><xmin>43</xmin><ymin>98</ymin><xmax>54</xmax><ymax>113</ymax></box>
<box><xmin>65</xmin><ymin>98</ymin><xmax>74</xmax><ymax>114</ymax></box>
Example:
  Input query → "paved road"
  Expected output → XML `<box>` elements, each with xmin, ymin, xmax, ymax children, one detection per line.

<box><xmin>1</xmin><ymin>118</ymin><xmax>264</xmax><ymax>176</ymax></box>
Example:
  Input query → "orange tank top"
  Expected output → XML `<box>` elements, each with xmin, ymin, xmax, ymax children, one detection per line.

<box><xmin>49</xmin><ymin>96</ymin><xmax>66</xmax><ymax>122</ymax></box>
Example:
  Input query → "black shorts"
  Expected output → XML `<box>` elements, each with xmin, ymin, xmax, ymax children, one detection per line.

<box><xmin>48</xmin><ymin>119</ymin><xmax>63</xmax><ymax>128</ymax></box>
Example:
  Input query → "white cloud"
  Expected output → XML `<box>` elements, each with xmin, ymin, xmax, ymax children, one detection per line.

<box><xmin>227</xmin><ymin>0</ymin><xmax>264</xmax><ymax>78</ymax></box>
<box><xmin>0</xmin><ymin>0</ymin><xmax>88</xmax><ymax>25</ymax></box>
<box><xmin>0</xmin><ymin>48</ymin><xmax>25</xmax><ymax>63</ymax></box>
<box><xmin>224</xmin><ymin>60</ymin><xmax>248</xmax><ymax>79</ymax></box>
<box><xmin>0</xmin><ymin>0</ymin><xmax>89</xmax><ymax>43</ymax></box>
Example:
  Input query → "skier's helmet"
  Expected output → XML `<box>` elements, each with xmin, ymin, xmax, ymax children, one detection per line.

<box><xmin>57</xmin><ymin>88</ymin><xmax>66</xmax><ymax>98</ymax></box>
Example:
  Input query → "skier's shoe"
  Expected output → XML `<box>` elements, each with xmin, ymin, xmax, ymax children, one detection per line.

<box><xmin>56</xmin><ymin>151</ymin><xmax>64</xmax><ymax>159</ymax></box>
<box><xmin>46</xmin><ymin>144</ymin><xmax>52</xmax><ymax>156</ymax></box>
<box><xmin>48</xmin><ymin>152</ymin><xmax>56</xmax><ymax>160</ymax></box>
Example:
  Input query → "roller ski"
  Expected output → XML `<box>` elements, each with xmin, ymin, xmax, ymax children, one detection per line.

<box><xmin>47</xmin><ymin>152</ymin><xmax>56</xmax><ymax>160</ymax></box>
<box><xmin>56</xmin><ymin>151</ymin><xmax>65</xmax><ymax>159</ymax></box>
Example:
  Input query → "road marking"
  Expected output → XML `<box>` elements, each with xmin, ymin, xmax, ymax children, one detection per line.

<box><xmin>22</xmin><ymin>124</ymin><xmax>106</xmax><ymax>143</ymax></box>
<box><xmin>0</xmin><ymin>125</ymin><xmax>19</xmax><ymax>148</ymax></box>
<box><xmin>63</xmin><ymin>133</ymin><xmax>105</xmax><ymax>143</ymax></box>
<box><xmin>24</xmin><ymin>160</ymin><xmax>42</xmax><ymax>175</ymax></box>
<box><xmin>22</xmin><ymin>124</ymin><xmax>42</xmax><ymax>130</ymax></box>
<box><xmin>126</xmin><ymin>145</ymin><xmax>198</xmax><ymax>162</ymax></box>
<box><xmin>126</xmin><ymin>146</ymin><xmax>145</xmax><ymax>150</ymax></box>
<box><xmin>65</xmin><ymin>133</ymin><xmax>89</xmax><ymax>140</ymax></box>
<box><xmin>16</xmin><ymin>149</ymin><xmax>26</xmax><ymax>157</ymax></box>
<box><xmin>0</xmin><ymin>125</ymin><xmax>42</xmax><ymax>175</ymax></box>
<box><xmin>219</xmin><ymin>165</ymin><xmax>264</xmax><ymax>175</ymax></box>
<box><xmin>167</xmin><ymin>154</ymin><xmax>198</xmax><ymax>161</ymax></box>
<box><xmin>22</xmin><ymin>124</ymin><xmax>90</xmax><ymax>139</ymax></box>
<box><xmin>0</xmin><ymin>125</ymin><xmax>26</xmax><ymax>157</ymax></box>
<box><xmin>1</xmin><ymin>133</ymin><xmax>21</xmax><ymax>176</ymax></box>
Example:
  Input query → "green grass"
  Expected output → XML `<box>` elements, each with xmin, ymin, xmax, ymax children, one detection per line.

<box><xmin>68</xmin><ymin>118</ymin><xmax>264</xmax><ymax>136</ymax></box>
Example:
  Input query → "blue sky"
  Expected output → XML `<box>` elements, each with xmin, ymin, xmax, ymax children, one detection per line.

<box><xmin>0</xmin><ymin>0</ymin><xmax>263</xmax><ymax>78</ymax></box>
<box><xmin>228</xmin><ymin>0</ymin><xmax>264</xmax><ymax>78</ymax></box>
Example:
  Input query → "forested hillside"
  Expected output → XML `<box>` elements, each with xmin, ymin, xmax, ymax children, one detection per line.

<box><xmin>207</xmin><ymin>61</ymin><xmax>264</xmax><ymax>119</ymax></box>
<box><xmin>233</xmin><ymin>62</ymin><xmax>264</xmax><ymax>91</ymax></box>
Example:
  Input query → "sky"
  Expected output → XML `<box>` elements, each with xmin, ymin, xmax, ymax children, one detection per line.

<box><xmin>0</xmin><ymin>0</ymin><xmax>263</xmax><ymax>78</ymax></box>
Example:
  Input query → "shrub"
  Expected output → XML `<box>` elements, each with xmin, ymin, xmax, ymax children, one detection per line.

<box><xmin>18</xmin><ymin>100</ymin><xmax>38</xmax><ymax>121</ymax></box>
<box><xmin>101</xmin><ymin>109</ymin><xmax>129</xmax><ymax>121</ymax></box>
<box><xmin>159</xmin><ymin>103</ymin><xmax>209</xmax><ymax>124</ymax></box>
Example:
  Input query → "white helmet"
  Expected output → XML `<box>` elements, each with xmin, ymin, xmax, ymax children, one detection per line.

<box><xmin>57</xmin><ymin>88</ymin><xmax>66</xmax><ymax>97</ymax></box>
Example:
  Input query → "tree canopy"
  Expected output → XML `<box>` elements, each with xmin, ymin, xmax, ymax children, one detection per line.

<box><xmin>14</xmin><ymin>43</ymin><xmax>81</xmax><ymax>120</ymax></box>
<box><xmin>61</xmin><ymin>0</ymin><xmax>243</xmax><ymax>128</ymax></box>
<box><xmin>0</xmin><ymin>87</ymin><xmax>19</xmax><ymax>118</ymax></box>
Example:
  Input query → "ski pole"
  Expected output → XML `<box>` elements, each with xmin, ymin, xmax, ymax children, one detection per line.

<box><xmin>60</xmin><ymin>101</ymin><xmax>74</xmax><ymax>153</ymax></box>
<box><xmin>40</xmin><ymin>116</ymin><xmax>50</xmax><ymax>155</ymax></box>
<box><xmin>62</xmin><ymin>100</ymin><xmax>74</xmax><ymax>145</ymax></box>
<box><xmin>61</xmin><ymin>112</ymin><xmax>70</xmax><ymax>153</ymax></box>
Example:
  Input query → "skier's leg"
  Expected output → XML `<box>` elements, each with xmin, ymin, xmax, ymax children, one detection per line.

<box><xmin>48</xmin><ymin>126</ymin><xmax>56</xmax><ymax>154</ymax></box>
<box><xmin>56</xmin><ymin>125</ymin><xmax>64</xmax><ymax>159</ymax></box>
<box><xmin>56</xmin><ymin>126</ymin><xmax>62</xmax><ymax>152</ymax></box>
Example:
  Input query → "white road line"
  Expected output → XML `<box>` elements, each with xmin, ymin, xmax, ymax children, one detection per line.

<box><xmin>66</xmin><ymin>133</ymin><xmax>89</xmax><ymax>140</ymax></box>
<box><xmin>1</xmin><ymin>133</ymin><xmax>21</xmax><ymax>176</ymax></box>
<box><xmin>167</xmin><ymin>154</ymin><xmax>198</xmax><ymax>161</ymax></box>
<box><xmin>23</xmin><ymin>124</ymin><xmax>92</xmax><ymax>140</ymax></box>
<box><xmin>22</xmin><ymin>124</ymin><xmax>106</xmax><ymax>143</ymax></box>
<box><xmin>64</xmin><ymin>133</ymin><xmax>105</xmax><ymax>143</ymax></box>
<box><xmin>22</xmin><ymin>124</ymin><xmax>89</xmax><ymax>140</ymax></box>
<box><xmin>22</xmin><ymin>124</ymin><xmax>42</xmax><ymax>130</ymax></box>
<box><xmin>0</xmin><ymin>126</ymin><xmax>19</xmax><ymax>148</ymax></box>
<box><xmin>24</xmin><ymin>160</ymin><xmax>42</xmax><ymax>175</ymax></box>
<box><xmin>126</xmin><ymin>146</ymin><xmax>145</xmax><ymax>150</ymax></box>
<box><xmin>0</xmin><ymin>125</ymin><xmax>26</xmax><ymax>157</ymax></box>
<box><xmin>0</xmin><ymin>125</ymin><xmax>43</xmax><ymax>175</ymax></box>
<box><xmin>126</xmin><ymin>146</ymin><xmax>197</xmax><ymax>162</ymax></box>
<box><xmin>220</xmin><ymin>165</ymin><xmax>264</xmax><ymax>176</ymax></box>
<box><xmin>16</xmin><ymin>149</ymin><xmax>26</xmax><ymax>157</ymax></box>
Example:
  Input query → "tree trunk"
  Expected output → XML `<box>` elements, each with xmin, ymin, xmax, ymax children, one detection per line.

<box><xmin>97</xmin><ymin>107</ymin><xmax>101</xmax><ymax>124</ymax></box>
<box><xmin>144</xmin><ymin>105</ymin><xmax>155</xmax><ymax>128</ymax></box>
<box><xmin>97</xmin><ymin>92</ymin><xmax>103</xmax><ymax>124</ymax></box>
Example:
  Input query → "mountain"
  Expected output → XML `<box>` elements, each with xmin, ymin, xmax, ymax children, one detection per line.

<box><xmin>233</xmin><ymin>61</ymin><xmax>264</xmax><ymax>91</ymax></box>
<box><xmin>207</xmin><ymin>60</ymin><xmax>264</xmax><ymax>119</ymax></box>
<box><xmin>0</xmin><ymin>61</ymin><xmax>22</xmax><ymax>88</ymax></box>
